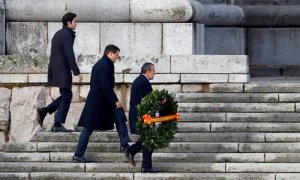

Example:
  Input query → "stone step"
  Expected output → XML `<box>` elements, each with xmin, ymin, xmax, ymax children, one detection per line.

<box><xmin>0</xmin><ymin>152</ymin><xmax>264</xmax><ymax>163</ymax></box>
<box><xmin>0</xmin><ymin>172</ymin><xmax>279</xmax><ymax>180</ymax></box>
<box><xmin>2</xmin><ymin>162</ymin><xmax>300</xmax><ymax>173</ymax></box>
<box><xmin>240</xmin><ymin>143</ymin><xmax>300</xmax><ymax>153</ymax></box>
<box><xmin>245</xmin><ymin>80</ymin><xmax>300</xmax><ymax>93</ymax></box>
<box><xmin>3</xmin><ymin>142</ymin><xmax>238</xmax><ymax>153</ymax></box>
<box><xmin>36</xmin><ymin>132</ymin><xmax>265</xmax><ymax>142</ymax></box>
<box><xmin>178</xmin><ymin>103</ymin><xmax>295</xmax><ymax>112</ymax></box>
<box><xmin>176</xmin><ymin>93</ymin><xmax>279</xmax><ymax>103</ymax></box>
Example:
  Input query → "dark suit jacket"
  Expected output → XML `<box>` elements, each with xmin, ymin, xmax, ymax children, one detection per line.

<box><xmin>129</xmin><ymin>74</ymin><xmax>153</xmax><ymax>134</ymax></box>
<box><xmin>48</xmin><ymin>26</ymin><xmax>80</xmax><ymax>89</ymax></box>
<box><xmin>77</xmin><ymin>55</ymin><xmax>118</xmax><ymax>130</ymax></box>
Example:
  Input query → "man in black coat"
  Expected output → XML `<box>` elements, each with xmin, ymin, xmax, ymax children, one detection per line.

<box><xmin>37</xmin><ymin>12</ymin><xmax>83</xmax><ymax>132</ymax></box>
<box><xmin>73</xmin><ymin>44</ymin><xmax>130</xmax><ymax>163</ymax></box>
<box><xmin>125</xmin><ymin>62</ymin><xmax>159</xmax><ymax>173</ymax></box>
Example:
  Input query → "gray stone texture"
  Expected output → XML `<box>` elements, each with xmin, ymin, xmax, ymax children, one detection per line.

<box><xmin>0</xmin><ymin>0</ymin><xmax>4</xmax><ymax>55</ymax></box>
<box><xmin>0</xmin><ymin>152</ymin><xmax>49</xmax><ymax>162</ymax></box>
<box><xmin>205</xmin><ymin>27</ymin><xmax>246</xmax><ymax>55</ymax></box>
<box><xmin>201</xmin><ymin>5</ymin><xmax>244</xmax><ymax>26</ymax></box>
<box><xmin>248</xmin><ymin>28</ymin><xmax>300</xmax><ymax>67</ymax></box>
<box><xmin>212</xmin><ymin>123</ymin><xmax>300</xmax><ymax>132</ymax></box>
<box><xmin>234</xmin><ymin>0</ymin><xmax>300</xmax><ymax>5</ymax></box>
<box><xmin>4</xmin><ymin>143</ymin><xmax>36</xmax><ymax>152</ymax></box>
<box><xmin>30</xmin><ymin>172</ymin><xmax>132</xmax><ymax>180</ymax></box>
<box><xmin>209</xmin><ymin>83</ymin><xmax>244</xmax><ymax>93</ymax></box>
<box><xmin>163</xmin><ymin>23</ymin><xmax>204</xmax><ymax>55</ymax></box>
<box><xmin>0</xmin><ymin>173</ymin><xmax>28</xmax><ymax>180</ymax></box>
<box><xmin>130</xmin><ymin>0</ymin><xmax>193</xmax><ymax>22</ymax></box>
<box><xmin>0</xmin><ymin>87</ymin><xmax>11</xmax><ymax>110</ymax></box>
<box><xmin>0</xmin><ymin>108</ymin><xmax>9</xmax><ymax>131</ymax></box>
<box><xmin>67</xmin><ymin>0</ymin><xmax>130</xmax><ymax>22</ymax></box>
<box><xmin>227</xmin><ymin>163</ymin><xmax>300</xmax><ymax>173</ymax></box>
<box><xmin>6</xmin><ymin>22</ymin><xmax>47</xmax><ymax>55</ymax></box>
<box><xmin>227</xmin><ymin>113</ymin><xmax>300</xmax><ymax>122</ymax></box>
<box><xmin>197</xmin><ymin>0</ymin><xmax>234</xmax><ymax>4</ymax></box>
<box><xmin>241</xmin><ymin>5</ymin><xmax>300</xmax><ymax>26</ymax></box>
<box><xmin>239</xmin><ymin>143</ymin><xmax>300</xmax><ymax>153</ymax></box>
<box><xmin>171</xmin><ymin>55</ymin><xmax>248</xmax><ymax>74</ymax></box>
<box><xmin>266</xmin><ymin>153</ymin><xmax>300</xmax><ymax>163</ymax></box>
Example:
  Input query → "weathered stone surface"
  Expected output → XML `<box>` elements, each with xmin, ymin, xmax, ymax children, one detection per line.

<box><xmin>152</xmin><ymin>85</ymin><xmax>181</xmax><ymax>94</ymax></box>
<box><xmin>124</xmin><ymin>74</ymin><xmax>180</xmax><ymax>83</ymax></box>
<box><xmin>171</xmin><ymin>55</ymin><xmax>248</xmax><ymax>73</ymax></box>
<box><xmin>179</xmin><ymin>112</ymin><xmax>226</xmax><ymax>122</ymax></box>
<box><xmin>135</xmin><ymin>173</ymin><xmax>274</xmax><ymax>180</ymax></box>
<box><xmin>176</xmin><ymin>93</ymin><xmax>278</xmax><ymax>103</ymax></box>
<box><xmin>0</xmin><ymin>74</ymin><xmax>28</xmax><ymax>83</ymax></box>
<box><xmin>0</xmin><ymin>152</ymin><xmax>49</xmax><ymax>162</ymax></box>
<box><xmin>6</xmin><ymin>0</ymin><xmax>66</xmax><ymax>21</ymax></box>
<box><xmin>266</xmin><ymin>133</ymin><xmax>300</xmax><ymax>142</ymax></box>
<box><xmin>229</xmin><ymin>74</ymin><xmax>249</xmax><ymax>83</ymax></box>
<box><xmin>0</xmin><ymin>108</ymin><xmax>9</xmax><ymax>130</ymax></box>
<box><xmin>0</xmin><ymin>173</ymin><xmax>28</xmax><ymax>180</ymax></box>
<box><xmin>212</xmin><ymin>123</ymin><xmax>300</xmax><ymax>132</ymax></box>
<box><xmin>4</xmin><ymin>143</ymin><xmax>36</xmax><ymax>152</ymax></box>
<box><xmin>235</xmin><ymin>0</ymin><xmax>300</xmax><ymax>5</ymax></box>
<box><xmin>6</xmin><ymin>22</ymin><xmax>47</xmax><ymax>55</ymax></box>
<box><xmin>163</xmin><ymin>23</ymin><xmax>204</xmax><ymax>55</ymax></box>
<box><xmin>181</xmin><ymin>74</ymin><xmax>228</xmax><ymax>83</ymax></box>
<box><xmin>28</xmin><ymin>74</ymin><xmax>47</xmax><ymax>83</ymax></box>
<box><xmin>242</xmin><ymin>6</ymin><xmax>300</xmax><ymax>27</ymax></box>
<box><xmin>239</xmin><ymin>143</ymin><xmax>300</xmax><ymax>153</ymax></box>
<box><xmin>130</xmin><ymin>0</ymin><xmax>193</xmax><ymax>22</ymax></box>
<box><xmin>205</xmin><ymin>27</ymin><xmax>246</xmax><ymax>55</ymax></box>
<box><xmin>228</xmin><ymin>113</ymin><xmax>300</xmax><ymax>122</ymax></box>
<box><xmin>79</xmin><ymin>85</ymin><xmax>89</xmax><ymax>100</ymax></box>
<box><xmin>245</xmin><ymin>81</ymin><xmax>300</xmax><ymax>92</ymax></box>
<box><xmin>0</xmin><ymin>0</ymin><xmax>4</xmax><ymax>55</ymax></box>
<box><xmin>30</xmin><ymin>172</ymin><xmax>132</xmax><ymax>180</ymax></box>
<box><xmin>178</xmin><ymin>103</ymin><xmax>294</xmax><ymax>112</ymax></box>
<box><xmin>227</xmin><ymin>163</ymin><xmax>300</xmax><ymax>172</ymax></box>
<box><xmin>182</xmin><ymin>84</ymin><xmax>204</xmax><ymax>93</ymax></box>
<box><xmin>100</xmin><ymin>23</ymin><xmax>162</xmax><ymax>58</ymax></box>
<box><xmin>248</xmin><ymin>28</ymin><xmax>300</xmax><ymax>67</ymax></box>
<box><xmin>266</xmin><ymin>153</ymin><xmax>300</xmax><ymax>163</ymax></box>
<box><xmin>47</xmin><ymin>23</ymin><xmax>100</xmax><ymax>56</ymax></box>
<box><xmin>116</xmin><ymin>55</ymin><xmax>171</xmax><ymax>73</ymax></box>
<box><xmin>202</xmin><ymin>5</ymin><xmax>244</xmax><ymax>26</ymax></box>
<box><xmin>276</xmin><ymin>173</ymin><xmax>300</xmax><ymax>180</ymax></box>
<box><xmin>198</xmin><ymin>0</ymin><xmax>234</xmax><ymax>4</ymax></box>
<box><xmin>68</xmin><ymin>0</ymin><xmax>130</xmax><ymax>22</ymax></box>
<box><xmin>178</xmin><ymin>122</ymin><xmax>210</xmax><ymax>132</ymax></box>
<box><xmin>86</xmin><ymin>162</ymin><xmax>225</xmax><ymax>173</ymax></box>
<box><xmin>0</xmin><ymin>87</ymin><xmax>11</xmax><ymax>109</ymax></box>
<box><xmin>0</xmin><ymin>131</ymin><xmax>5</xmax><ymax>145</ymax></box>
<box><xmin>10</xmin><ymin>87</ymin><xmax>48</xmax><ymax>142</ymax></box>
<box><xmin>209</xmin><ymin>83</ymin><xmax>244</xmax><ymax>93</ymax></box>
<box><xmin>0</xmin><ymin>162</ymin><xmax>84</xmax><ymax>172</ymax></box>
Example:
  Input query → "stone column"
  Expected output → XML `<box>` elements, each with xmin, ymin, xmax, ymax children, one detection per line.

<box><xmin>0</xmin><ymin>0</ymin><xmax>5</xmax><ymax>54</ymax></box>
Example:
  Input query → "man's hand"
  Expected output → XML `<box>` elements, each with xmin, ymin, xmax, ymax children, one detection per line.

<box><xmin>116</xmin><ymin>101</ymin><xmax>122</xmax><ymax>108</ymax></box>
<box><xmin>75</xmin><ymin>74</ymin><xmax>83</xmax><ymax>83</ymax></box>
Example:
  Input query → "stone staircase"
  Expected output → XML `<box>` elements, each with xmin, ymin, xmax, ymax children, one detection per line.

<box><xmin>2</xmin><ymin>78</ymin><xmax>300</xmax><ymax>179</ymax></box>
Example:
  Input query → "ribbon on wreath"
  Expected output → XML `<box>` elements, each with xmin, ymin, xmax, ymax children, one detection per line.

<box><xmin>142</xmin><ymin>113</ymin><xmax>180</xmax><ymax>125</ymax></box>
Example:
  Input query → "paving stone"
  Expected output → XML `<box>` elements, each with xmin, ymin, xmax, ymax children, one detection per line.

<box><xmin>30</xmin><ymin>172</ymin><xmax>132</xmax><ymax>180</ymax></box>
<box><xmin>266</xmin><ymin>153</ymin><xmax>300</xmax><ymax>163</ymax></box>
<box><xmin>266</xmin><ymin>133</ymin><xmax>300</xmax><ymax>142</ymax></box>
<box><xmin>0</xmin><ymin>173</ymin><xmax>28</xmax><ymax>180</ymax></box>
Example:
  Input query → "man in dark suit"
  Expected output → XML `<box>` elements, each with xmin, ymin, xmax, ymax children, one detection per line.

<box><xmin>73</xmin><ymin>44</ymin><xmax>130</xmax><ymax>163</ymax></box>
<box><xmin>37</xmin><ymin>12</ymin><xmax>82</xmax><ymax>132</ymax></box>
<box><xmin>125</xmin><ymin>63</ymin><xmax>159</xmax><ymax>173</ymax></box>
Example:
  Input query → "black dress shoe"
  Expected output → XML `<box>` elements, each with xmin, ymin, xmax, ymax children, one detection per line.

<box><xmin>141</xmin><ymin>167</ymin><xmax>159</xmax><ymax>173</ymax></box>
<box><xmin>124</xmin><ymin>148</ymin><xmax>136</xmax><ymax>167</ymax></box>
<box><xmin>37</xmin><ymin>108</ymin><xmax>47</xmax><ymax>126</ymax></box>
<box><xmin>52</xmin><ymin>125</ymin><xmax>73</xmax><ymax>132</ymax></box>
<box><xmin>120</xmin><ymin>144</ymin><xmax>129</xmax><ymax>152</ymax></box>
<box><xmin>72</xmin><ymin>156</ymin><xmax>90</xmax><ymax>163</ymax></box>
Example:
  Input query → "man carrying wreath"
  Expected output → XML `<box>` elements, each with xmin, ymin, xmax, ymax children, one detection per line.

<box><xmin>125</xmin><ymin>62</ymin><xmax>159</xmax><ymax>173</ymax></box>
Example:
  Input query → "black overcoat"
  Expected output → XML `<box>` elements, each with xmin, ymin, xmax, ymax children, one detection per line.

<box><xmin>48</xmin><ymin>26</ymin><xmax>80</xmax><ymax>89</ymax></box>
<box><xmin>129</xmin><ymin>74</ymin><xmax>153</xmax><ymax>134</ymax></box>
<box><xmin>77</xmin><ymin>55</ymin><xmax>118</xmax><ymax>130</ymax></box>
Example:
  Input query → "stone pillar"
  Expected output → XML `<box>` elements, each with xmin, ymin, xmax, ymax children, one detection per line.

<box><xmin>0</xmin><ymin>0</ymin><xmax>4</xmax><ymax>54</ymax></box>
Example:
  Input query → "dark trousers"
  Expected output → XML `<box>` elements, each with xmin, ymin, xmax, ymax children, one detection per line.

<box><xmin>128</xmin><ymin>140</ymin><xmax>153</xmax><ymax>169</ymax></box>
<box><xmin>44</xmin><ymin>88</ymin><xmax>72</xmax><ymax>124</ymax></box>
<box><xmin>75</xmin><ymin>108</ymin><xmax>129</xmax><ymax>157</ymax></box>
<box><xmin>129</xmin><ymin>108</ymin><xmax>138</xmax><ymax>134</ymax></box>
<box><xmin>114</xmin><ymin>108</ymin><xmax>129</xmax><ymax>147</ymax></box>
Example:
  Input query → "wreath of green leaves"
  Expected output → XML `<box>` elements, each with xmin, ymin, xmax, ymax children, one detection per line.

<box><xmin>136</xmin><ymin>89</ymin><xmax>179</xmax><ymax>150</ymax></box>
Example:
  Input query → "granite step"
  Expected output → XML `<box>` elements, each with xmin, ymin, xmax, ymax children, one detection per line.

<box><xmin>36</xmin><ymin>132</ymin><xmax>266</xmax><ymax>143</ymax></box>
<box><xmin>0</xmin><ymin>152</ymin><xmax>264</xmax><ymax>163</ymax></box>
<box><xmin>0</xmin><ymin>172</ymin><xmax>279</xmax><ymax>180</ymax></box>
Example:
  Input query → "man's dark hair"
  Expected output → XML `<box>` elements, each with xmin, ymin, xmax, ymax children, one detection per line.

<box><xmin>141</xmin><ymin>62</ymin><xmax>154</xmax><ymax>74</ymax></box>
<box><xmin>62</xmin><ymin>12</ymin><xmax>77</xmax><ymax>26</ymax></box>
<box><xmin>104</xmin><ymin>44</ymin><xmax>120</xmax><ymax>55</ymax></box>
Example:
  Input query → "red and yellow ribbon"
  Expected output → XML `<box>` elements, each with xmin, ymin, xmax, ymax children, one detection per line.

<box><xmin>142</xmin><ymin>113</ymin><xmax>180</xmax><ymax>125</ymax></box>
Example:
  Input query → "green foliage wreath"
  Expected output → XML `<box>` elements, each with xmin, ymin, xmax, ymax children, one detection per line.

<box><xmin>136</xmin><ymin>89</ymin><xmax>179</xmax><ymax>150</ymax></box>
